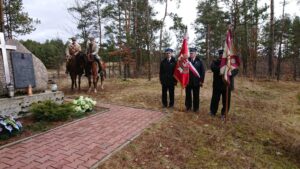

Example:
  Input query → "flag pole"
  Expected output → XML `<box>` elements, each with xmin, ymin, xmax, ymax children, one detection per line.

<box><xmin>180</xmin><ymin>87</ymin><xmax>183</xmax><ymax>111</ymax></box>
<box><xmin>225</xmin><ymin>85</ymin><xmax>229</xmax><ymax>123</ymax></box>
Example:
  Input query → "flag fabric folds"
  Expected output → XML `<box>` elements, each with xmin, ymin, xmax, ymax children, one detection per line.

<box><xmin>173</xmin><ymin>32</ymin><xmax>190</xmax><ymax>88</ymax></box>
<box><xmin>173</xmin><ymin>31</ymin><xmax>201</xmax><ymax>88</ymax></box>
<box><xmin>220</xmin><ymin>29</ymin><xmax>240</xmax><ymax>85</ymax></box>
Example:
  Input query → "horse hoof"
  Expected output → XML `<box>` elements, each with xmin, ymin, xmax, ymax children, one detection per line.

<box><xmin>94</xmin><ymin>89</ymin><xmax>97</xmax><ymax>93</ymax></box>
<box><xmin>101</xmin><ymin>86</ymin><xmax>104</xmax><ymax>90</ymax></box>
<box><xmin>87</xmin><ymin>88</ymin><xmax>91</xmax><ymax>93</ymax></box>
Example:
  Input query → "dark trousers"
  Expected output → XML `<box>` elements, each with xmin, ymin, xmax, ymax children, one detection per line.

<box><xmin>162</xmin><ymin>85</ymin><xmax>175</xmax><ymax>107</ymax></box>
<box><xmin>210</xmin><ymin>87</ymin><xmax>231</xmax><ymax>115</ymax></box>
<box><xmin>185</xmin><ymin>85</ymin><xmax>200</xmax><ymax>111</ymax></box>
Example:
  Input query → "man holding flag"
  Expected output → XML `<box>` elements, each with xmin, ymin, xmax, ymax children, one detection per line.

<box><xmin>209</xmin><ymin>23</ymin><xmax>240</xmax><ymax>120</ymax></box>
<box><xmin>185</xmin><ymin>48</ymin><xmax>205</xmax><ymax>112</ymax></box>
<box><xmin>173</xmin><ymin>27</ymin><xmax>204</xmax><ymax>112</ymax></box>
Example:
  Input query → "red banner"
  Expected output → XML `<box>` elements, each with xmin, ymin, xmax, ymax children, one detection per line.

<box><xmin>174</xmin><ymin>32</ymin><xmax>190</xmax><ymax>88</ymax></box>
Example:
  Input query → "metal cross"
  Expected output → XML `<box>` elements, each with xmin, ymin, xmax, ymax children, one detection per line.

<box><xmin>0</xmin><ymin>32</ymin><xmax>17</xmax><ymax>85</ymax></box>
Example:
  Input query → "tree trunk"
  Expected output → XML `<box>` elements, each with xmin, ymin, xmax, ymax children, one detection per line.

<box><xmin>96</xmin><ymin>0</ymin><xmax>102</xmax><ymax>51</ymax></box>
<box><xmin>206</xmin><ymin>25</ymin><xmax>211</xmax><ymax>66</ymax></box>
<box><xmin>0</xmin><ymin>0</ymin><xmax>4</xmax><ymax>34</ymax></box>
<box><xmin>252</xmin><ymin>0</ymin><xmax>258</xmax><ymax>78</ymax></box>
<box><xmin>276</xmin><ymin>0</ymin><xmax>286</xmax><ymax>81</ymax></box>
<box><xmin>242</xmin><ymin>0</ymin><xmax>249</xmax><ymax>76</ymax></box>
<box><xmin>133</xmin><ymin>0</ymin><xmax>139</xmax><ymax>77</ymax></box>
<box><xmin>123</xmin><ymin>61</ymin><xmax>127</xmax><ymax>80</ymax></box>
<box><xmin>146</xmin><ymin>0</ymin><xmax>151</xmax><ymax>81</ymax></box>
<box><xmin>268</xmin><ymin>0</ymin><xmax>274</xmax><ymax>78</ymax></box>
<box><xmin>293</xmin><ymin>51</ymin><xmax>298</xmax><ymax>81</ymax></box>
<box><xmin>117</xmin><ymin>0</ymin><xmax>123</xmax><ymax>78</ymax></box>
<box><xmin>108</xmin><ymin>56</ymin><xmax>111</xmax><ymax>78</ymax></box>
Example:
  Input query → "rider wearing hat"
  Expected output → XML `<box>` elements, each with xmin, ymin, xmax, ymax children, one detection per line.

<box><xmin>65</xmin><ymin>37</ymin><xmax>81</xmax><ymax>74</ymax></box>
<box><xmin>86</xmin><ymin>37</ymin><xmax>102</xmax><ymax>75</ymax></box>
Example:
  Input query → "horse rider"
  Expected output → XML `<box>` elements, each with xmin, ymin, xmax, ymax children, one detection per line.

<box><xmin>86</xmin><ymin>37</ymin><xmax>101</xmax><ymax>75</ymax></box>
<box><xmin>65</xmin><ymin>37</ymin><xmax>81</xmax><ymax>74</ymax></box>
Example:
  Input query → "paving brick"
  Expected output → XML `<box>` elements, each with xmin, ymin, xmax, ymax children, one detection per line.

<box><xmin>21</xmin><ymin>162</ymin><xmax>41</xmax><ymax>169</ymax></box>
<box><xmin>20</xmin><ymin>155</ymin><xmax>40</xmax><ymax>165</ymax></box>
<box><xmin>92</xmin><ymin>152</ymin><xmax>107</xmax><ymax>160</ymax></box>
<box><xmin>35</xmin><ymin>160</ymin><xmax>56</xmax><ymax>169</ymax></box>
<box><xmin>50</xmin><ymin>159</ymin><xmax>70</xmax><ymax>168</ymax></box>
<box><xmin>9</xmin><ymin>161</ymin><xmax>27</xmax><ymax>169</ymax></box>
<box><xmin>76</xmin><ymin>165</ymin><xmax>88</xmax><ymax>169</ymax></box>
<box><xmin>65</xmin><ymin>153</ymin><xmax>82</xmax><ymax>163</ymax></box>
<box><xmin>3</xmin><ymin>156</ymin><xmax>25</xmax><ymax>166</ymax></box>
<box><xmin>61</xmin><ymin>166</ymin><xmax>75</xmax><ymax>169</ymax></box>
<box><xmin>78</xmin><ymin>153</ymin><xmax>93</xmax><ymax>162</ymax></box>
<box><xmin>82</xmin><ymin>159</ymin><xmax>98</xmax><ymax>168</ymax></box>
<box><xmin>0</xmin><ymin>162</ymin><xmax>10</xmax><ymax>169</ymax></box>
<box><xmin>66</xmin><ymin>159</ymin><xmax>85</xmax><ymax>168</ymax></box>
<box><xmin>34</xmin><ymin>155</ymin><xmax>51</xmax><ymax>163</ymax></box>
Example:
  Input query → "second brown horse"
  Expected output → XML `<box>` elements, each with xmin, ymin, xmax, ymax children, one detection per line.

<box><xmin>85</xmin><ymin>53</ymin><xmax>101</xmax><ymax>93</ymax></box>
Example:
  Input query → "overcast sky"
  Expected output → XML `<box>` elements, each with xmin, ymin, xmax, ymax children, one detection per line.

<box><xmin>19</xmin><ymin>0</ymin><xmax>300</xmax><ymax>46</ymax></box>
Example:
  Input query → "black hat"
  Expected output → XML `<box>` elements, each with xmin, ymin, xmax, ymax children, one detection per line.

<box><xmin>164</xmin><ymin>48</ymin><xmax>173</xmax><ymax>53</ymax></box>
<box><xmin>189</xmin><ymin>47</ymin><xmax>197</xmax><ymax>52</ymax></box>
<box><xmin>218</xmin><ymin>49</ymin><xmax>224</xmax><ymax>55</ymax></box>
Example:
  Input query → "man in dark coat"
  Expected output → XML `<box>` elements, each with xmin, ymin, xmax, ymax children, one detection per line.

<box><xmin>185</xmin><ymin>48</ymin><xmax>205</xmax><ymax>112</ymax></box>
<box><xmin>209</xmin><ymin>49</ymin><xmax>239</xmax><ymax>118</ymax></box>
<box><xmin>159</xmin><ymin>48</ymin><xmax>177</xmax><ymax>108</ymax></box>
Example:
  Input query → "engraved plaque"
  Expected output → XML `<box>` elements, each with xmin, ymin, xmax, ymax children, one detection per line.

<box><xmin>11</xmin><ymin>52</ymin><xmax>36</xmax><ymax>88</ymax></box>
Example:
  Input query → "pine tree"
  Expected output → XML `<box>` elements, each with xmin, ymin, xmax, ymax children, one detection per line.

<box><xmin>2</xmin><ymin>0</ymin><xmax>40</xmax><ymax>39</ymax></box>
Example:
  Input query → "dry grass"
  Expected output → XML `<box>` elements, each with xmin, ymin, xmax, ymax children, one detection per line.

<box><xmin>55</xmin><ymin>71</ymin><xmax>300</xmax><ymax>169</ymax></box>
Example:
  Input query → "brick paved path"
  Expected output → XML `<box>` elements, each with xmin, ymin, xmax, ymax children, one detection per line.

<box><xmin>0</xmin><ymin>103</ymin><xmax>164</xmax><ymax>169</ymax></box>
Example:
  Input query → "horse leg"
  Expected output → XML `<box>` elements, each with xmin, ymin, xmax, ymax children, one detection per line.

<box><xmin>74</xmin><ymin>75</ymin><xmax>77</xmax><ymax>89</ymax></box>
<box><xmin>87</xmin><ymin>76</ymin><xmax>92</xmax><ymax>93</ymax></box>
<box><xmin>70</xmin><ymin>74</ymin><xmax>75</xmax><ymax>91</ymax></box>
<box><xmin>78</xmin><ymin>75</ymin><xmax>81</xmax><ymax>91</ymax></box>
<box><xmin>100</xmin><ymin>75</ymin><xmax>104</xmax><ymax>90</ymax></box>
<box><xmin>93</xmin><ymin>75</ymin><xmax>98</xmax><ymax>93</ymax></box>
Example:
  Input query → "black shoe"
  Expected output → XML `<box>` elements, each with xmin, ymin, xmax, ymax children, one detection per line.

<box><xmin>209</xmin><ymin>112</ymin><xmax>216</xmax><ymax>117</ymax></box>
<box><xmin>168</xmin><ymin>105</ymin><xmax>174</xmax><ymax>108</ymax></box>
<box><xmin>186</xmin><ymin>107</ymin><xmax>191</xmax><ymax>112</ymax></box>
<box><xmin>193</xmin><ymin>109</ymin><xmax>199</xmax><ymax>113</ymax></box>
<box><xmin>221</xmin><ymin>115</ymin><xmax>225</xmax><ymax>121</ymax></box>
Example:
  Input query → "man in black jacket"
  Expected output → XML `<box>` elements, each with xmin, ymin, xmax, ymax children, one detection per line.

<box><xmin>159</xmin><ymin>48</ymin><xmax>177</xmax><ymax>108</ymax></box>
<box><xmin>185</xmin><ymin>48</ymin><xmax>205</xmax><ymax>112</ymax></box>
<box><xmin>209</xmin><ymin>49</ymin><xmax>239</xmax><ymax>119</ymax></box>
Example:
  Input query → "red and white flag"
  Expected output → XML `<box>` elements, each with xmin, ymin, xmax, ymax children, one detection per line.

<box><xmin>220</xmin><ymin>28</ymin><xmax>240</xmax><ymax>85</ymax></box>
<box><xmin>174</xmin><ymin>32</ymin><xmax>190</xmax><ymax>88</ymax></box>
<box><xmin>173</xmin><ymin>30</ymin><xmax>200</xmax><ymax>88</ymax></box>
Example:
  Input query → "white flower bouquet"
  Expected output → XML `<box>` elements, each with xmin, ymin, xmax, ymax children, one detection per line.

<box><xmin>72</xmin><ymin>96</ymin><xmax>97</xmax><ymax>114</ymax></box>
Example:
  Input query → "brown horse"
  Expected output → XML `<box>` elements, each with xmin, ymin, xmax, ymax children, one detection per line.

<box><xmin>68</xmin><ymin>52</ymin><xmax>85</xmax><ymax>91</ymax></box>
<box><xmin>85</xmin><ymin>54</ymin><xmax>101</xmax><ymax>93</ymax></box>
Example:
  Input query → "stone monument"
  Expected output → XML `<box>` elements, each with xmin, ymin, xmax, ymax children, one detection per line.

<box><xmin>0</xmin><ymin>33</ymin><xmax>64</xmax><ymax>117</ymax></box>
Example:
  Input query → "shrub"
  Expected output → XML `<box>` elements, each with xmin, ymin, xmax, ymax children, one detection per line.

<box><xmin>30</xmin><ymin>100</ymin><xmax>75</xmax><ymax>122</ymax></box>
